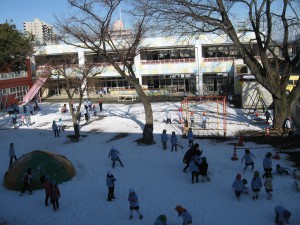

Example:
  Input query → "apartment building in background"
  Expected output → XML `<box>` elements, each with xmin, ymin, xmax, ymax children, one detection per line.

<box><xmin>23</xmin><ymin>18</ymin><xmax>59</xmax><ymax>46</ymax></box>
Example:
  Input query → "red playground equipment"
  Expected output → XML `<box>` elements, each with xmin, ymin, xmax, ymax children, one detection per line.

<box><xmin>181</xmin><ymin>96</ymin><xmax>227</xmax><ymax>137</ymax></box>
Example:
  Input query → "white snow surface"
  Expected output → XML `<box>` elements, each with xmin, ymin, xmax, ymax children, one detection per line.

<box><xmin>0</xmin><ymin>102</ymin><xmax>299</xmax><ymax>225</ymax></box>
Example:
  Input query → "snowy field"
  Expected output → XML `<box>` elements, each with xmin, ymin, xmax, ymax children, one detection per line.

<box><xmin>0</xmin><ymin>102</ymin><xmax>299</xmax><ymax>225</ymax></box>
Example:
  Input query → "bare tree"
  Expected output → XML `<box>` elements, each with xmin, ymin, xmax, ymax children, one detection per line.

<box><xmin>135</xmin><ymin>0</ymin><xmax>300</xmax><ymax>128</ymax></box>
<box><xmin>36</xmin><ymin>54</ymin><xmax>103</xmax><ymax>138</ymax></box>
<box><xmin>54</xmin><ymin>0</ymin><xmax>155</xmax><ymax>144</ymax></box>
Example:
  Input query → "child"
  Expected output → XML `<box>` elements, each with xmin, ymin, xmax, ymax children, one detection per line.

<box><xmin>161</xmin><ymin>129</ymin><xmax>169</xmax><ymax>150</ymax></box>
<box><xmin>128</xmin><ymin>189</ymin><xmax>143</xmax><ymax>220</ymax></box>
<box><xmin>187</xmin><ymin>128</ymin><xmax>194</xmax><ymax>147</ymax></box>
<box><xmin>42</xmin><ymin>176</ymin><xmax>51</xmax><ymax>206</ymax></box>
<box><xmin>241</xmin><ymin>149</ymin><xmax>255</xmax><ymax>171</ymax></box>
<box><xmin>50</xmin><ymin>180</ymin><xmax>61</xmax><ymax>211</ymax></box>
<box><xmin>242</xmin><ymin>178</ymin><xmax>249</xmax><ymax>194</ymax></box>
<box><xmin>9</xmin><ymin>143</ymin><xmax>17</xmax><ymax>166</ymax></box>
<box><xmin>274</xmin><ymin>205</ymin><xmax>291</xmax><ymax>225</ymax></box>
<box><xmin>21</xmin><ymin>167</ymin><xmax>32</xmax><ymax>195</ymax></box>
<box><xmin>274</xmin><ymin>164</ymin><xmax>290</xmax><ymax>175</ymax></box>
<box><xmin>154</xmin><ymin>214</ymin><xmax>167</xmax><ymax>225</ymax></box>
<box><xmin>190</xmin><ymin>111</ymin><xmax>195</xmax><ymax>127</ymax></box>
<box><xmin>106</xmin><ymin>171</ymin><xmax>116</xmax><ymax>201</ymax></box>
<box><xmin>199</xmin><ymin>157</ymin><xmax>210</xmax><ymax>183</ymax></box>
<box><xmin>202</xmin><ymin>112</ymin><xmax>207</xmax><ymax>129</ymax></box>
<box><xmin>264</xmin><ymin>173</ymin><xmax>273</xmax><ymax>200</ymax></box>
<box><xmin>251</xmin><ymin>171</ymin><xmax>262</xmax><ymax>200</ymax></box>
<box><xmin>165</xmin><ymin>111</ymin><xmax>172</xmax><ymax>124</ymax></box>
<box><xmin>170</xmin><ymin>131</ymin><xmax>178</xmax><ymax>152</ymax></box>
<box><xmin>58</xmin><ymin>118</ymin><xmax>65</xmax><ymax>132</ymax></box>
<box><xmin>108</xmin><ymin>147</ymin><xmax>124</xmax><ymax>168</ymax></box>
<box><xmin>263</xmin><ymin>152</ymin><xmax>273</xmax><ymax>177</ymax></box>
<box><xmin>92</xmin><ymin>105</ymin><xmax>97</xmax><ymax>116</ymax></box>
<box><xmin>175</xmin><ymin>205</ymin><xmax>192</xmax><ymax>225</ymax></box>
<box><xmin>20</xmin><ymin>114</ymin><xmax>25</xmax><ymax>126</ymax></box>
<box><xmin>178</xmin><ymin>108</ymin><xmax>183</xmax><ymax>124</ymax></box>
<box><xmin>232</xmin><ymin>173</ymin><xmax>244</xmax><ymax>199</ymax></box>
<box><xmin>189</xmin><ymin>155</ymin><xmax>200</xmax><ymax>183</ymax></box>
<box><xmin>52</xmin><ymin>121</ymin><xmax>59</xmax><ymax>137</ymax></box>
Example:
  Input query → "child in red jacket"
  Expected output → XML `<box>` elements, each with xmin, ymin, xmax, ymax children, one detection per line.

<box><xmin>50</xmin><ymin>181</ymin><xmax>61</xmax><ymax>211</ymax></box>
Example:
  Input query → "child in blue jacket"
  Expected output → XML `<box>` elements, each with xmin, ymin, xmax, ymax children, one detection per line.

<box><xmin>161</xmin><ymin>129</ymin><xmax>168</xmax><ymax>150</ymax></box>
<box><xmin>170</xmin><ymin>131</ymin><xmax>178</xmax><ymax>152</ymax></box>
<box><xmin>251</xmin><ymin>171</ymin><xmax>262</xmax><ymax>200</ymax></box>
<box><xmin>232</xmin><ymin>173</ymin><xmax>244</xmax><ymax>199</ymax></box>
<box><xmin>241</xmin><ymin>149</ymin><xmax>255</xmax><ymax>171</ymax></box>
<box><xmin>187</xmin><ymin>128</ymin><xmax>194</xmax><ymax>147</ymax></box>
<box><xmin>128</xmin><ymin>189</ymin><xmax>143</xmax><ymax>220</ymax></box>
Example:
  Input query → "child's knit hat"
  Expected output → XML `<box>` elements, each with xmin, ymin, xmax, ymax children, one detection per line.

<box><xmin>175</xmin><ymin>205</ymin><xmax>185</xmax><ymax>212</ymax></box>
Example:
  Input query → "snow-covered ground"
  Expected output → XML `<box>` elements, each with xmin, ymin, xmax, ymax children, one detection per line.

<box><xmin>0</xmin><ymin>102</ymin><xmax>299</xmax><ymax>225</ymax></box>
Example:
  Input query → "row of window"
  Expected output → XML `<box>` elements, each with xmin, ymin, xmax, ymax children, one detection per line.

<box><xmin>0</xmin><ymin>85</ymin><xmax>28</xmax><ymax>97</ymax></box>
<box><xmin>0</xmin><ymin>71</ymin><xmax>27</xmax><ymax>80</ymax></box>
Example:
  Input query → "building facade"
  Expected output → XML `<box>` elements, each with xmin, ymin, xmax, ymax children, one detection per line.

<box><xmin>23</xmin><ymin>18</ymin><xmax>59</xmax><ymax>46</ymax></box>
<box><xmin>35</xmin><ymin>32</ymin><xmax>258</xmax><ymax>98</ymax></box>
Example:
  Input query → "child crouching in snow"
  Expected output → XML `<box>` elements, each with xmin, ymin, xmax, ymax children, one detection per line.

<box><xmin>274</xmin><ymin>164</ymin><xmax>290</xmax><ymax>175</ymax></box>
<box><xmin>175</xmin><ymin>205</ymin><xmax>192</xmax><ymax>225</ymax></box>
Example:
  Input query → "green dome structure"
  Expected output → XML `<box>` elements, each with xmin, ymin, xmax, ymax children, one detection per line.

<box><xmin>4</xmin><ymin>150</ymin><xmax>76</xmax><ymax>191</ymax></box>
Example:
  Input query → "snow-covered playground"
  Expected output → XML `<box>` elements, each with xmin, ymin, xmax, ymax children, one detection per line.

<box><xmin>0</xmin><ymin>101</ymin><xmax>299</xmax><ymax>225</ymax></box>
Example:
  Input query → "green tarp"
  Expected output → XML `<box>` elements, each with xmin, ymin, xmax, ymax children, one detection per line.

<box><xmin>4</xmin><ymin>150</ymin><xmax>76</xmax><ymax>191</ymax></box>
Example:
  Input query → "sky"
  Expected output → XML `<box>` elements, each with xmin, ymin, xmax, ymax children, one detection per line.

<box><xmin>0</xmin><ymin>0</ymin><xmax>71</xmax><ymax>31</ymax></box>
<box><xmin>0</xmin><ymin>101</ymin><xmax>299</xmax><ymax>225</ymax></box>
<box><xmin>0</xmin><ymin>0</ymin><xmax>127</xmax><ymax>32</ymax></box>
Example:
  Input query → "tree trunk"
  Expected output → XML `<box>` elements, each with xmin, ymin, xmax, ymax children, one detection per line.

<box><xmin>132</xmin><ymin>81</ymin><xmax>155</xmax><ymax>145</ymax></box>
<box><xmin>272</xmin><ymin>94</ymin><xmax>290</xmax><ymax>129</ymax></box>
<box><xmin>71</xmin><ymin>116</ymin><xmax>80</xmax><ymax>138</ymax></box>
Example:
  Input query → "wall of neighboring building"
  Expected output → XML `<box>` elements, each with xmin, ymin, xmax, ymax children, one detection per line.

<box><xmin>0</xmin><ymin>59</ymin><xmax>33</xmax><ymax>106</ymax></box>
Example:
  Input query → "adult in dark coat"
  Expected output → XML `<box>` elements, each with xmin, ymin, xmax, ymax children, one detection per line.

<box><xmin>182</xmin><ymin>143</ymin><xmax>200</xmax><ymax>173</ymax></box>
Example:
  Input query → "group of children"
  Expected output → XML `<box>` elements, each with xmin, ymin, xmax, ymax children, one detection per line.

<box><xmin>232</xmin><ymin>149</ymin><xmax>291</xmax><ymax>202</ymax></box>
<box><xmin>41</xmin><ymin>176</ymin><xmax>61</xmax><ymax>211</ymax></box>
<box><xmin>164</xmin><ymin>108</ymin><xmax>207</xmax><ymax>129</ymax></box>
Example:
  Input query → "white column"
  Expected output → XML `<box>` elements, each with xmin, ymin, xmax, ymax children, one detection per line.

<box><xmin>195</xmin><ymin>44</ymin><xmax>203</xmax><ymax>95</ymax></box>
<box><xmin>78</xmin><ymin>50</ymin><xmax>88</xmax><ymax>98</ymax></box>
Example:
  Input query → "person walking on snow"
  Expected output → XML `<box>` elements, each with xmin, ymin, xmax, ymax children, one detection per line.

<box><xmin>175</xmin><ymin>205</ymin><xmax>192</xmax><ymax>225</ymax></box>
<box><xmin>232</xmin><ymin>173</ymin><xmax>244</xmax><ymax>200</ymax></box>
<box><xmin>187</xmin><ymin>128</ymin><xmax>194</xmax><ymax>147</ymax></box>
<box><xmin>177</xmin><ymin>108</ymin><xmax>183</xmax><ymax>124</ymax></box>
<box><xmin>251</xmin><ymin>171</ymin><xmax>262</xmax><ymax>200</ymax></box>
<box><xmin>21</xmin><ymin>167</ymin><xmax>32</xmax><ymax>195</ymax></box>
<box><xmin>263</xmin><ymin>152</ymin><xmax>273</xmax><ymax>177</ymax></box>
<box><xmin>190</xmin><ymin>111</ymin><xmax>195</xmax><ymax>127</ymax></box>
<box><xmin>52</xmin><ymin>121</ymin><xmax>59</xmax><ymax>137</ymax></box>
<box><xmin>165</xmin><ymin>110</ymin><xmax>172</xmax><ymax>124</ymax></box>
<box><xmin>106</xmin><ymin>171</ymin><xmax>116</xmax><ymax>201</ymax></box>
<box><xmin>58</xmin><ymin>118</ymin><xmax>64</xmax><ymax>132</ymax></box>
<box><xmin>9</xmin><ymin>143</ymin><xmax>17</xmax><ymax>166</ymax></box>
<box><xmin>108</xmin><ymin>147</ymin><xmax>124</xmax><ymax>168</ymax></box>
<box><xmin>199</xmin><ymin>156</ymin><xmax>210</xmax><ymax>183</ymax></box>
<box><xmin>183</xmin><ymin>143</ymin><xmax>200</xmax><ymax>173</ymax></box>
<box><xmin>202</xmin><ymin>112</ymin><xmax>207</xmax><ymax>129</ymax></box>
<box><xmin>189</xmin><ymin>155</ymin><xmax>200</xmax><ymax>183</ymax></box>
<box><xmin>50</xmin><ymin>180</ymin><xmax>61</xmax><ymax>211</ymax></box>
<box><xmin>241</xmin><ymin>149</ymin><xmax>255</xmax><ymax>171</ymax></box>
<box><xmin>264</xmin><ymin>173</ymin><xmax>273</xmax><ymax>200</ymax></box>
<box><xmin>42</xmin><ymin>176</ymin><xmax>51</xmax><ymax>206</ymax></box>
<box><xmin>170</xmin><ymin>131</ymin><xmax>178</xmax><ymax>152</ymax></box>
<box><xmin>161</xmin><ymin>129</ymin><xmax>169</xmax><ymax>150</ymax></box>
<box><xmin>128</xmin><ymin>189</ymin><xmax>143</xmax><ymax>220</ymax></box>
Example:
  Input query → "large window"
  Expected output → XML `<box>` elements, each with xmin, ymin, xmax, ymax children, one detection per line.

<box><xmin>140</xmin><ymin>48</ymin><xmax>195</xmax><ymax>61</ymax></box>
<box><xmin>203</xmin><ymin>44</ymin><xmax>259</xmax><ymax>58</ymax></box>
